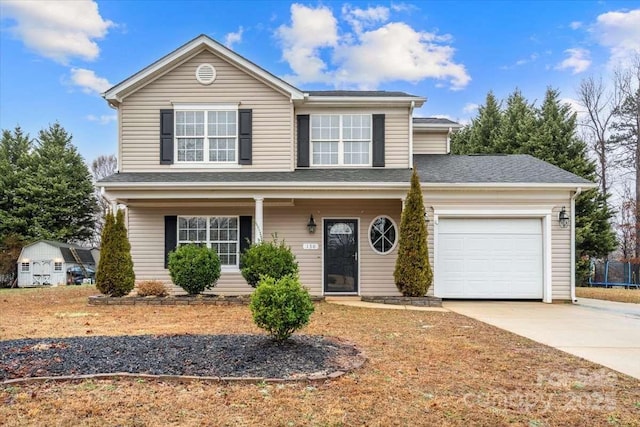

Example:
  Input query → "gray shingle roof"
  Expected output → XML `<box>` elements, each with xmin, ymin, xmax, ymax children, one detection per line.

<box><xmin>99</xmin><ymin>155</ymin><xmax>592</xmax><ymax>186</ymax></box>
<box><xmin>413</xmin><ymin>154</ymin><xmax>593</xmax><ymax>184</ymax></box>
<box><xmin>413</xmin><ymin>117</ymin><xmax>461</xmax><ymax>126</ymax></box>
<box><xmin>306</xmin><ymin>90</ymin><xmax>421</xmax><ymax>98</ymax></box>
<box><xmin>99</xmin><ymin>168</ymin><xmax>412</xmax><ymax>183</ymax></box>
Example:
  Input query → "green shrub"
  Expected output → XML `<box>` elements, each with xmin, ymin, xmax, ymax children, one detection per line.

<box><xmin>240</xmin><ymin>237</ymin><xmax>298</xmax><ymax>288</ymax></box>
<box><xmin>250</xmin><ymin>275</ymin><xmax>315</xmax><ymax>342</ymax></box>
<box><xmin>96</xmin><ymin>209</ymin><xmax>136</xmax><ymax>297</ymax></box>
<box><xmin>136</xmin><ymin>280</ymin><xmax>168</xmax><ymax>297</ymax></box>
<box><xmin>393</xmin><ymin>170</ymin><xmax>433</xmax><ymax>297</ymax></box>
<box><xmin>168</xmin><ymin>244</ymin><xmax>221</xmax><ymax>295</ymax></box>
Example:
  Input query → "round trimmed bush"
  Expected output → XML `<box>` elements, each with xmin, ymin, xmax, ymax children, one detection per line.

<box><xmin>249</xmin><ymin>275</ymin><xmax>315</xmax><ymax>342</ymax></box>
<box><xmin>240</xmin><ymin>238</ymin><xmax>298</xmax><ymax>288</ymax></box>
<box><xmin>168</xmin><ymin>244</ymin><xmax>221</xmax><ymax>295</ymax></box>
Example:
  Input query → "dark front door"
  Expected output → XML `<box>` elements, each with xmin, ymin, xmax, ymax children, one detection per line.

<box><xmin>324</xmin><ymin>219</ymin><xmax>358</xmax><ymax>293</ymax></box>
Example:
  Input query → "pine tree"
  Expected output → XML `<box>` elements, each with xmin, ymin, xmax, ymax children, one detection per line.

<box><xmin>0</xmin><ymin>127</ymin><xmax>34</xmax><ymax>240</ymax></box>
<box><xmin>96</xmin><ymin>209</ymin><xmax>135</xmax><ymax>297</ymax></box>
<box><xmin>451</xmin><ymin>88</ymin><xmax>617</xmax><ymax>284</ymax></box>
<box><xmin>393</xmin><ymin>171</ymin><xmax>432</xmax><ymax>296</ymax></box>
<box><xmin>452</xmin><ymin>91</ymin><xmax>502</xmax><ymax>154</ymax></box>
<box><xmin>31</xmin><ymin>123</ymin><xmax>97</xmax><ymax>243</ymax></box>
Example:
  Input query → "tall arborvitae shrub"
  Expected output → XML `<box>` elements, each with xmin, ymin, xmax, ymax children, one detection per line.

<box><xmin>96</xmin><ymin>209</ymin><xmax>135</xmax><ymax>297</ymax></box>
<box><xmin>393</xmin><ymin>171</ymin><xmax>432</xmax><ymax>296</ymax></box>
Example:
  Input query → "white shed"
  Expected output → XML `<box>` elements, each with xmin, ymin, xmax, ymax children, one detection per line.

<box><xmin>17</xmin><ymin>240</ymin><xmax>99</xmax><ymax>287</ymax></box>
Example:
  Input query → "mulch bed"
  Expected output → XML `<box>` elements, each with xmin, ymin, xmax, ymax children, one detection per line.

<box><xmin>0</xmin><ymin>334</ymin><xmax>364</xmax><ymax>381</ymax></box>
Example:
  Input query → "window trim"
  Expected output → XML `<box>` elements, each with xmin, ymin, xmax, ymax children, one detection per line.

<box><xmin>310</xmin><ymin>114</ymin><xmax>373</xmax><ymax>167</ymax></box>
<box><xmin>173</xmin><ymin>104</ymin><xmax>239</xmax><ymax>164</ymax></box>
<box><xmin>368</xmin><ymin>215</ymin><xmax>398</xmax><ymax>255</ymax></box>
<box><xmin>21</xmin><ymin>262</ymin><xmax>30</xmax><ymax>273</ymax></box>
<box><xmin>54</xmin><ymin>262</ymin><xmax>63</xmax><ymax>272</ymax></box>
<box><xmin>176</xmin><ymin>215</ymin><xmax>240</xmax><ymax>271</ymax></box>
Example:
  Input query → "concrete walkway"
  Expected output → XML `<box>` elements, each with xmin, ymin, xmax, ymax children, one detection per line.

<box><xmin>444</xmin><ymin>298</ymin><xmax>640</xmax><ymax>380</ymax></box>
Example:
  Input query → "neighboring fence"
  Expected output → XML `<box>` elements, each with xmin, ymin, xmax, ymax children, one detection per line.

<box><xmin>589</xmin><ymin>260</ymin><xmax>640</xmax><ymax>288</ymax></box>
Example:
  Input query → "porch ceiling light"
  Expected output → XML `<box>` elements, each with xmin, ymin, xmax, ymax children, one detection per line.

<box><xmin>559</xmin><ymin>206</ymin><xmax>570</xmax><ymax>229</ymax></box>
<box><xmin>307</xmin><ymin>214</ymin><xmax>317</xmax><ymax>234</ymax></box>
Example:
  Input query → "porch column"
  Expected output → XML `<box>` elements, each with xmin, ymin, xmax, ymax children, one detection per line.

<box><xmin>254</xmin><ymin>197</ymin><xmax>264</xmax><ymax>243</ymax></box>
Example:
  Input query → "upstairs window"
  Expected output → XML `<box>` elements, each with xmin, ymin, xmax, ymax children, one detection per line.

<box><xmin>311</xmin><ymin>114</ymin><xmax>371</xmax><ymax>166</ymax></box>
<box><xmin>175</xmin><ymin>108</ymin><xmax>237</xmax><ymax>163</ymax></box>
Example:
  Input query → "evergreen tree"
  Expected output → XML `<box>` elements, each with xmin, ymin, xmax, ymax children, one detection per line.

<box><xmin>31</xmin><ymin>123</ymin><xmax>97</xmax><ymax>242</ymax></box>
<box><xmin>0</xmin><ymin>127</ymin><xmax>34</xmax><ymax>240</ymax></box>
<box><xmin>394</xmin><ymin>171</ymin><xmax>432</xmax><ymax>296</ymax></box>
<box><xmin>452</xmin><ymin>91</ymin><xmax>501</xmax><ymax>154</ymax></box>
<box><xmin>498</xmin><ymin>89</ymin><xmax>536</xmax><ymax>154</ymax></box>
<box><xmin>451</xmin><ymin>87</ymin><xmax>617</xmax><ymax>284</ymax></box>
<box><xmin>96</xmin><ymin>209</ymin><xmax>135</xmax><ymax>297</ymax></box>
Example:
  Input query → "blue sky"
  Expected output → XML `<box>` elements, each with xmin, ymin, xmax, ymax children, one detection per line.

<box><xmin>1</xmin><ymin>0</ymin><xmax>639</xmax><ymax>166</ymax></box>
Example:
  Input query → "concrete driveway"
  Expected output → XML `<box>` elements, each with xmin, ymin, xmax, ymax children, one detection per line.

<box><xmin>444</xmin><ymin>298</ymin><xmax>640</xmax><ymax>380</ymax></box>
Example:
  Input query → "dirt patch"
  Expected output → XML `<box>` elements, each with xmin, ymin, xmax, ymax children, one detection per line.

<box><xmin>577</xmin><ymin>287</ymin><xmax>640</xmax><ymax>304</ymax></box>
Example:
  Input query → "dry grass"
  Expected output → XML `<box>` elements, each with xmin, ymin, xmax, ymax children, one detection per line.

<box><xmin>577</xmin><ymin>286</ymin><xmax>640</xmax><ymax>304</ymax></box>
<box><xmin>1</xmin><ymin>286</ymin><xmax>639</xmax><ymax>426</ymax></box>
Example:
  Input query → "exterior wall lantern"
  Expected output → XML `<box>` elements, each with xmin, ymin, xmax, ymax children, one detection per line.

<box><xmin>559</xmin><ymin>206</ymin><xmax>570</xmax><ymax>228</ymax></box>
<box><xmin>307</xmin><ymin>214</ymin><xmax>317</xmax><ymax>234</ymax></box>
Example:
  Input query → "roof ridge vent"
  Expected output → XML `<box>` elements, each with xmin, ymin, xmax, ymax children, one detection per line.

<box><xmin>196</xmin><ymin>63</ymin><xmax>216</xmax><ymax>85</ymax></box>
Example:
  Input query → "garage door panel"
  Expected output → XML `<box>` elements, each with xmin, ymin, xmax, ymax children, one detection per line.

<box><xmin>436</xmin><ymin>218</ymin><xmax>543</xmax><ymax>299</ymax></box>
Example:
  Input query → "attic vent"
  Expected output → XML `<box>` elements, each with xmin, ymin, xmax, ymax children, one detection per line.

<box><xmin>195</xmin><ymin>63</ymin><xmax>216</xmax><ymax>85</ymax></box>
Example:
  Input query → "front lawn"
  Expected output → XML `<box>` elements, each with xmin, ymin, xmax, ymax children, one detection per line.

<box><xmin>577</xmin><ymin>286</ymin><xmax>640</xmax><ymax>304</ymax></box>
<box><xmin>1</xmin><ymin>286</ymin><xmax>639</xmax><ymax>426</ymax></box>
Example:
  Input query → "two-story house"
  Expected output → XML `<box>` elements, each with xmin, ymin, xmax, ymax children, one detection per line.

<box><xmin>100</xmin><ymin>35</ymin><xmax>594</xmax><ymax>302</ymax></box>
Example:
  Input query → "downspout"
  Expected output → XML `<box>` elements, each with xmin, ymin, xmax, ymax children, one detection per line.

<box><xmin>570</xmin><ymin>187</ymin><xmax>582</xmax><ymax>303</ymax></box>
<box><xmin>408</xmin><ymin>101</ymin><xmax>415</xmax><ymax>169</ymax></box>
<box><xmin>446</xmin><ymin>127</ymin><xmax>452</xmax><ymax>154</ymax></box>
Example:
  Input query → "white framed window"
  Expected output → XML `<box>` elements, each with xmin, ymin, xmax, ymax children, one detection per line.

<box><xmin>54</xmin><ymin>262</ymin><xmax>63</xmax><ymax>272</ymax></box>
<box><xmin>175</xmin><ymin>106</ymin><xmax>237</xmax><ymax>163</ymax></box>
<box><xmin>369</xmin><ymin>216</ymin><xmax>397</xmax><ymax>254</ymax></box>
<box><xmin>21</xmin><ymin>262</ymin><xmax>30</xmax><ymax>272</ymax></box>
<box><xmin>177</xmin><ymin>216</ymin><xmax>239</xmax><ymax>268</ymax></box>
<box><xmin>311</xmin><ymin>114</ymin><xmax>371</xmax><ymax>166</ymax></box>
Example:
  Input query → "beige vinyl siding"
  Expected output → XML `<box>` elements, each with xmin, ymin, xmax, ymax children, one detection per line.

<box><xmin>120</xmin><ymin>50</ymin><xmax>292</xmax><ymax>172</ymax></box>
<box><xmin>424</xmin><ymin>189</ymin><xmax>572</xmax><ymax>300</ymax></box>
<box><xmin>413</xmin><ymin>131</ymin><xmax>448</xmax><ymax>154</ymax></box>
<box><xmin>128</xmin><ymin>199</ymin><xmax>402</xmax><ymax>296</ymax></box>
<box><xmin>294</xmin><ymin>107</ymin><xmax>410</xmax><ymax>168</ymax></box>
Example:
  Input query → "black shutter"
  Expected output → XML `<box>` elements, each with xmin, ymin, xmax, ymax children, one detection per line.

<box><xmin>297</xmin><ymin>115</ymin><xmax>310</xmax><ymax>167</ymax></box>
<box><xmin>164</xmin><ymin>216</ymin><xmax>177</xmax><ymax>268</ymax></box>
<box><xmin>160</xmin><ymin>109</ymin><xmax>174</xmax><ymax>165</ymax></box>
<box><xmin>239</xmin><ymin>216</ymin><xmax>252</xmax><ymax>267</ymax></box>
<box><xmin>372</xmin><ymin>114</ymin><xmax>385</xmax><ymax>167</ymax></box>
<box><xmin>238</xmin><ymin>109</ymin><xmax>252</xmax><ymax>165</ymax></box>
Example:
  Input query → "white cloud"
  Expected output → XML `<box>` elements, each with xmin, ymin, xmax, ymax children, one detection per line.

<box><xmin>86</xmin><ymin>114</ymin><xmax>117</xmax><ymax>124</ymax></box>
<box><xmin>275</xmin><ymin>4</ymin><xmax>470</xmax><ymax>90</ymax></box>
<box><xmin>569</xmin><ymin>21</ymin><xmax>583</xmax><ymax>30</ymax></box>
<box><xmin>70</xmin><ymin>68</ymin><xmax>112</xmax><ymax>94</ymax></box>
<box><xmin>1</xmin><ymin>0</ymin><xmax>114</xmax><ymax>64</ymax></box>
<box><xmin>592</xmin><ymin>9</ymin><xmax>640</xmax><ymax>67</ymax></box>
<box><xmin>275</xmin><ymin>4</ymin><xmax>339</xmax><ymax>84</ymax></box>
<box><xmin>463</xmin><ymin>103</ymin><xmax>479</xmax><ymax>114</ymax></box>
<box><xmin>390</xmin><ymin>3</ymin><xmax>418</xmax><ymax>13</ymax></box>
<box><xmin>224</xmin><ymin>26</ymin><xmax>244</xmax><ymax>49</ymax></box>
<box><xmin>556</xmin><ymin>48</ymin><xmax>591</xmax><ymax>74</ymax></box>
<box><xmin>501</xmin><ymin>53</ymin><xmax>539</xmax><ymax>70</ymax></box>
<box><xmin>342</xmin><ymin>5</ymin><xmax>389</xmax><ymax>34</ymax></box>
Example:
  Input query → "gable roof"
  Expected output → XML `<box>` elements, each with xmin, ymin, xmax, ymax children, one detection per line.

<box><xmin>21</xmin><ymin>240</ymin><xmax>98</xmax><ymax>265</ymax></box>
<box><xmin>103</xmin><ymin>34</ymin><xmax>305</xmax><ymax>103</ymax></box>
<box><xmin>413</xmin><ymin>154</ymin><xmax>594</xmax><ymax>185</ymax></box>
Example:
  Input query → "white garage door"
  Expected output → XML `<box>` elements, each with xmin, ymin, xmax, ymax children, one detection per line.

<box><xmin>436</xmin><ymin>218</ymin><xmax>543</xmax><ymax>299</ymax></box>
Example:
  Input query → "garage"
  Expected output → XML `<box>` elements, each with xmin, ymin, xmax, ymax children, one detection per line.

<box><xmin>435</xmin><ymin>218</ymin><xmax>543</xmax><ymax>299</ymax></box>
